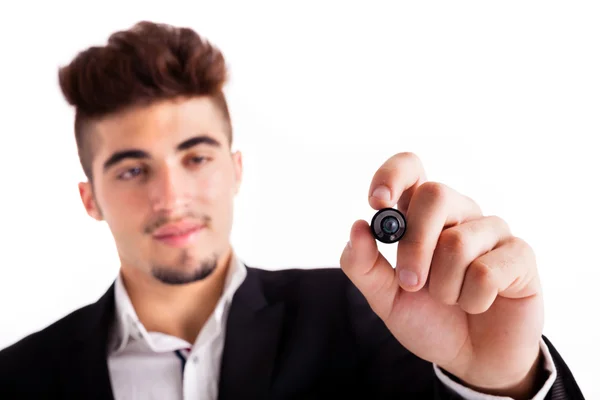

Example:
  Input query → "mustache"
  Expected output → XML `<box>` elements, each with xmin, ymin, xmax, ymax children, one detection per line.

<box><xmin>144</xmin><ymin>212</ymin><xmax>211</xmax><ymax>235</ymax></box>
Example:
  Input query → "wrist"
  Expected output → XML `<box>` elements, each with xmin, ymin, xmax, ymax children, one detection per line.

<box><xmin>452</xmin><ymin>347</ymin><xmax>546</xmax><ymax>400</ymax></box>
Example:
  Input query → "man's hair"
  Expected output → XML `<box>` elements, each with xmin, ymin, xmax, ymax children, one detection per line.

<box><xmin>58</xmin><ymin>21</ymin><xmax>232</xmax><ymax>182</ymax></box>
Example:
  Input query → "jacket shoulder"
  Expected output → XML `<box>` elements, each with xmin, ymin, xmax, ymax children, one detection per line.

<box><xmin>0</xmin><ymin>300</ymin><xmax>107</xmax><ymax>399</ymax></box>
<box><xmin>0</xmin><ymin>302</ymin><xmax>99</xmax><ymax>368</ymax></box>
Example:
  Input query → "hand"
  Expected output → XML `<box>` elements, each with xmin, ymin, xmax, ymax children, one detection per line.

<box><xmin>340</xmin><ymin>152</ymin><xmax>545</xmax><ymax>398</ymax></box>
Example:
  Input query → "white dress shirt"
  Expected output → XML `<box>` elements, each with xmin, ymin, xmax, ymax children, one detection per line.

<box><xmin>107</xmin><ymin>250</ymin><xmax>557</xmax><ymax>400</ymax></box>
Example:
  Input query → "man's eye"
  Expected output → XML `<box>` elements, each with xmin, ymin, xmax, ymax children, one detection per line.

<box><xmin>118</xmin><ymin>167</ymin><xmax>144</xmax><ymax>180</ymax></box>
<box><xmin>190</xmin><ymin>156</ymin><xmax>207</xmax><ymax>164</ymax></box>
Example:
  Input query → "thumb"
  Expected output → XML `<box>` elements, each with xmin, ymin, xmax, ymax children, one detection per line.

<box><xmin>340</xmin><ymin>219</ymin><xmax>399</xmax><ymax>319</ymax></box>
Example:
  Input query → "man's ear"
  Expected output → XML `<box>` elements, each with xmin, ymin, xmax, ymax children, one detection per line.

<box><xmin>78</xmin><ymin>181</ymin><xmax>103</xmax><ymax>221</ymax></box>
<box><xmin>232</xmin><ymin>150</ymin><xmax>243</xmax><ymax>195</ymax></box>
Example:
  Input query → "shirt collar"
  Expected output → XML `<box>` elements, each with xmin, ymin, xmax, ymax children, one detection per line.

<box><xmin>109</xmin><ymin>249</ymin><xmax>248</xmax><ymax>353</ymax></box>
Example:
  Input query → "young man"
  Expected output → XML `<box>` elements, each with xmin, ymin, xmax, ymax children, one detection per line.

<box><xmin>0</xmin><ymin>21</ymin><xmax>584</xmax><ymax>399</ymax></box>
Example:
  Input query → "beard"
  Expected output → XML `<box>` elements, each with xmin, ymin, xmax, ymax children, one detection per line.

<box><xmin>143</xmin><ymin>211</ymin><xmax>219</xmax><ymax>285</ymax></box>
<box><xmin>151</xmin><ymin>250</ymin><xmax>219</xmax><ymax>285</ymax></box>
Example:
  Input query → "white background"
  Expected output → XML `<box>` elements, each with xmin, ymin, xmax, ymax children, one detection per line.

<box><xmin>0</xmin><ymin>1</ymin><xmax>598</xmax><ymax>397</ymax></box>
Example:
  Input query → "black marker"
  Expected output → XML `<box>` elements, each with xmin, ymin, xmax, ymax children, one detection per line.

<box><xmin>370</xmin><ymin>208</ymin><xmax>407</xmax><ymax>244</ymax></box>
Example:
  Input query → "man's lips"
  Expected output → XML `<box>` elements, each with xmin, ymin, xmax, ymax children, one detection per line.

<box><xmin>152</xmin><ymin>222</ymin><xmax>205</xmax><ymax>247</ymax></box>
<box><xmin>153</xmin><ymin>221</ymin><xmax>203</xmax><ymax>237</ymax></box>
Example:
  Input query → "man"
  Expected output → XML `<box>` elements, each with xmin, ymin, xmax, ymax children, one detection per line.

<box><xmin>0</xmin><ymin>21</ymin><xmax>584</xmax><ymax>400</ymax></box>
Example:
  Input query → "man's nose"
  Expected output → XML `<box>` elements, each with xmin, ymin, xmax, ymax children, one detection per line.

<box><xmin>149</xmin><ymin>168</ymin><xmax>190</xmax><ymax>213</ymax></box>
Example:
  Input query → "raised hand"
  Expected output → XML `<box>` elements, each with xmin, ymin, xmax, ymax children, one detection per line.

<box><xmin>340</xmin><ymin>152</ymin><xmax>545</xmax><ymax>398</ymax></box>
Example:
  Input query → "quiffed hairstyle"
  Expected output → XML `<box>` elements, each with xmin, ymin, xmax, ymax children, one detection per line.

<box><xmin>58</xmin><ymin>21</ymin><xmax>232</xmax><ymax>182</ymax></box>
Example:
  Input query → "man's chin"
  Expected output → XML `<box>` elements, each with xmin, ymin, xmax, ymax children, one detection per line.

<box><xmin>151</xmin><ymin>266</ymin><xmax>217</xmax><ymax>285</ymax></box>
<box><xmin>149</xmin><ymin>253</ymin><xmax>219</xmax><ymax>285</ymax></box>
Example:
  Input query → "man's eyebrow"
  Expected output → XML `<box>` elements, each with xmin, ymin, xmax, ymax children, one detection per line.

<box><xmin>102</xmin><ymin>135</ymin><xmax>223</xmax><ymax>173</ymax></box>
<box><xmin>177</xmin><ymin>135</ymin><xmax>222</xmax><ymax>151</ymax></box>
<box><xmin>103</xmin><ymin>150</ymin><xmax>150</xmax><ymax>172</ymax></box>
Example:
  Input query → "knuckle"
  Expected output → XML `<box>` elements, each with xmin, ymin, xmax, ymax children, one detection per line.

<box><xmin>464</xmin><ymin>195</ymin><xmax>483</xmax><ymax>216</ymax></box>
<box><xmin>417</xmin><ymin>181</ymin><xmax>448</xmax><ymax>204</ymax></box>
<box><xmin>512</xmin><ymin>236</ymin><xmax>536</xmax><ymax>261</ymax></box>
<box><xmin>488</xmin><ymin>214</ymin><xmax>511</xmax><ymax>233</ymax></box>
<box><xmin>468</xmin><ymin>261</ymin><xmax>496</xmax><ymax>288</ymax></box>
<box><xmin>394</xmin><ymin>151</ymin><xmax>420</xmax><ymax>163</ymax></box>
<box><xmin>439</xmin><ymin>229</ymin><xmax>469</xmax><ymax>257</ymax></box>
<box><xmin>511</xmin><ymin>235</ymin><xmax>530</xmax><ymax>250</ymax></box>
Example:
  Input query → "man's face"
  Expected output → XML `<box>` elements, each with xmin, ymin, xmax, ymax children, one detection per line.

<box><xmin>78</xmin><ymin>96</ymin><xmax>242</xmax><ymax>285</ymax></box>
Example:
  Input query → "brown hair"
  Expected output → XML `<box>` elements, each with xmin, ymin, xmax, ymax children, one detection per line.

<box><xmin>58</xmin><ymin>21</ymin><xmax>232</xmax><ymax>182</ymax></box>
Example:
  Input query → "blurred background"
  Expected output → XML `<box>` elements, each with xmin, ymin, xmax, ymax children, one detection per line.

<box><xmin>0</xmin><ymin>1</ymin><xmax>598</xmax><ymax>397</ymax></box>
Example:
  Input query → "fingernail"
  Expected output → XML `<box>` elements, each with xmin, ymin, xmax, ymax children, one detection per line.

<box><xmin>346</xmin><ymin>240</ymin><xmax>352</xmax><ymax>249</ymax></box>
<box><xmin>399</xmin><ymin>269</ymin><xmax>418</xmax><ymax>287</ymax></box>
<box><xmin>371</xmin><ymin>185</ymin><xmax>391</xmax><ymax>201</ymax></box>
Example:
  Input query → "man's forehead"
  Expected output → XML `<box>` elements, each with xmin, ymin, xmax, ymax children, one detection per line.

<box><xmin>98</xmin><ymin>97</ymin><xmax>223</xmax><ymax>133</ymax></box>
<box><xmin>93</xmin><ymin>97</ymin><xmax>227</xmax><ymax>151</ymax></box>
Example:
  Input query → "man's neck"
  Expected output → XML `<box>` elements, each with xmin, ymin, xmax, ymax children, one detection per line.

<box><xmin>119</xmin><ymin>250</ymin><xmax>232</xmax><ymax>344</ymax></box>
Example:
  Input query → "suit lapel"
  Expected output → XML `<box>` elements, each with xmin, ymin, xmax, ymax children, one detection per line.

<box><xmin>53</xmin><ymin>266</ymin><xmax>286</xmax><ymax>400</ymax></box>
<box><xmin>218</xmin><ymin>266</ymin><xmax>285</xmax><ymax>400</ymax></box>
<box><xmin>57</xmin><ymin>283</ymin><xmax>116</xmax><ymax>400</ymax></box>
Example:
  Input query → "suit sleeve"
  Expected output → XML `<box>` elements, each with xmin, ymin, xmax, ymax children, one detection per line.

<box><xmin>433</xmin><ymin>338</ymin><xmax>555</xmax><ymax>399</ymax></box>
<box><xmin>344</xmin><ymin>279</ymin><xmax>585</xmax><ymax>399</ymax></box>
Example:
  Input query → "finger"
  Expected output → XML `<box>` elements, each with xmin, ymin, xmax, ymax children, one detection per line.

<box><xmin>457</xmin><ymin>236</ymin><xmax>541</xmax><ymax>314</ymax></box>
<box><xmin>396</xmin><ymin>181</ymin><xmax>483</xmax><ymax>292</ymax></box>
<box><xmin>340</xmin><ymin>219</ymin><xmax>398</xmax><ymax>319</ymax></box>
<box><xmin>368</xmin><ymin>152</ymin><xmax>427</xmax><ymax>215</ymax></box>
<box><xmin>428</xmin><ymin>215</ymin><xmax>513</xmax><ymax>306</ymax></box>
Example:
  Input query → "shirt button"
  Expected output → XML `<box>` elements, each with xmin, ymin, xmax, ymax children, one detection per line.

<box><xmin>192</xmin><ymin>356</ymin><xmax>199</xmax><ymax>363</ymax></box>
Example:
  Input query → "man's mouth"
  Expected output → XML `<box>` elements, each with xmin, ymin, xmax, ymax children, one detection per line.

<box><xmin>152</xmin><ymin>222</ymin><xmax>205</xmax><ymax>247</ymax></box>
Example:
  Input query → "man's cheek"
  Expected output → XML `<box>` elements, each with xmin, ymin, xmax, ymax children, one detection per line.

<box><xmin>199</xmin><ymin>173</ymin><xmax>231</xmax><ymax>201</ymax></box>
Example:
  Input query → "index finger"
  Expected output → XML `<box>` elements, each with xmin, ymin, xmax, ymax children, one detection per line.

<box><xmin>368</xmin><ymin>152</ymin><xmax>427</xmax><ymax>214</ymax></box>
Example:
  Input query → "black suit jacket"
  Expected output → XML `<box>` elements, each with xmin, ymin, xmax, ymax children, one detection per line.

<box><xmin>0</xmin><ymin>265</ymin><xmax>585</xmax><ymax>399</ymax></box>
